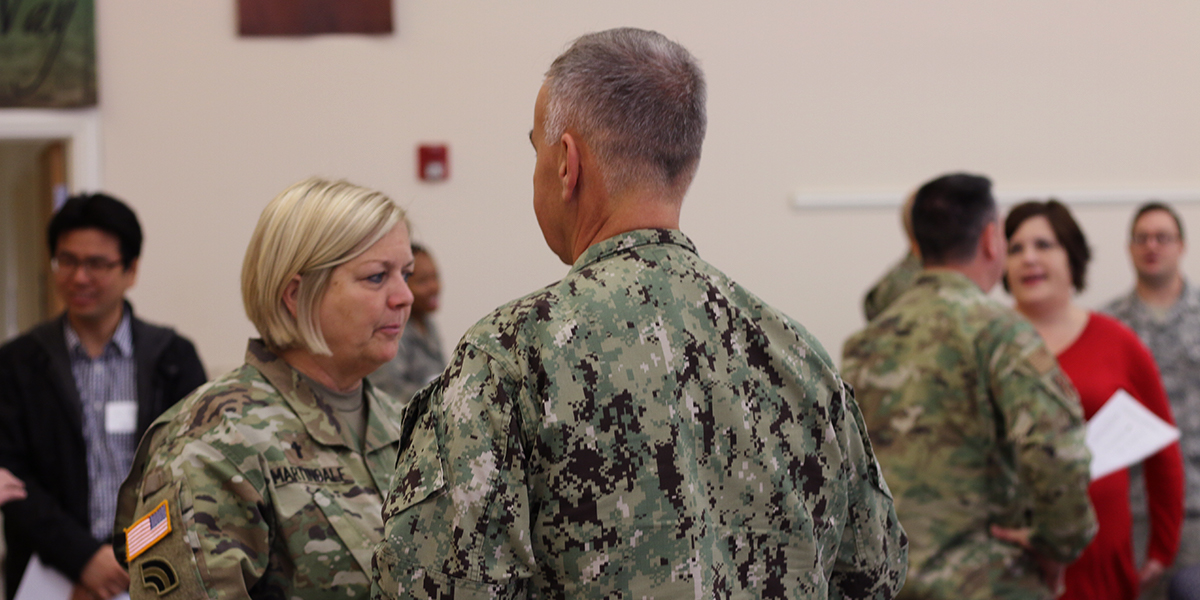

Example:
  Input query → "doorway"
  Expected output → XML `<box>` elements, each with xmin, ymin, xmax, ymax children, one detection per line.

<box><xmin>0</xmin><ymin>139</ymin><xmax>66</xmax><ymax>341</ymax></box>
<box><xmin>0</xmin><ymin>108</ymin><xmax>101</xmax><ymax>342</ymax></box>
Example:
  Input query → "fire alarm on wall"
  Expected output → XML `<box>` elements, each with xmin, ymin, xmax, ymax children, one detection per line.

<box><xmin>418</xmin><ymin>144</ymin><xmax>449</xmax><ymax>182</ymax></box>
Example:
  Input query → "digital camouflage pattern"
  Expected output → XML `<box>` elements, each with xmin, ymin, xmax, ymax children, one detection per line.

<box><xmin>115</xmin><ymin>339</ymin><xmax>404</xmax><ymax>599</ymax></box>
<box><xmin>1107</xmin><ymin>283</ymin><xmax>1200</xmax><ymax>567</ymax></box>
<box><xmin>862</xmin><ymin>252</ymin><xmax>922</xmax><ymax>322</ymax></box>
<box><xmin>842</xmin><ymin>271</ymin><xmax>1096</xmax><ymax>600</ymax></box>
<box><xmin>371</xmin><ymin>229</ymin><xmax>908</xmax><ymax>600</ymax></box>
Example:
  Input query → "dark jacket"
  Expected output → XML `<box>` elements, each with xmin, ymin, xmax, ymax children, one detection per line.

<box><xmin>0</xmin><ymin>304</ymin><xmax>206</xmax><ymax>598</ymax></box>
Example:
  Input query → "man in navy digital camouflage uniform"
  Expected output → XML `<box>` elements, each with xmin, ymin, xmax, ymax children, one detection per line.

<box><xmin>372</xmin><ymin>27</ymin><xmax>907</xmax><ymax>600</ymax></box>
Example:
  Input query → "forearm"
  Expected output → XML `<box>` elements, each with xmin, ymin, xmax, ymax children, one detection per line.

<box><xmin>1144</xmin><ymin>443</ymin><xmax>1186</xmax><ymax>565</ymax></box>
<box><xmin>1021</xmin><ymin>426</ymin><xmax>1096</xmax><ymax>562</ymax></box>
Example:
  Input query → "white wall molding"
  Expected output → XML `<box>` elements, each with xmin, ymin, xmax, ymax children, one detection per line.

<box><xmin>0</xmin><ymin>109</ymin><xmax>102</xmax><ymax>192</ymax></box>
<box><xmin>791</xmin><ymin>189</ymin><xmax>1200</xmax><ymax>211</ymax></box>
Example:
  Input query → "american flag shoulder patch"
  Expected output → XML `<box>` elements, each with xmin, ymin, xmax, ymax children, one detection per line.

<box><xmin>125</xmin><ymin>499</ymin><xmax>172</xmax><ymax>561</ymax></box>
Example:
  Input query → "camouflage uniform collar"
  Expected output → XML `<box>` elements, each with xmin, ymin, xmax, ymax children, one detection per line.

<box><xmin>244</xmin><ymin>339</ymin><xmax>401</xmax><ymax>450</ymax></box>
<box><xmin>569</xmin><ymin>228</ymin><xmax>696</xmax><ymax>274</ymax></box>
<box><xmin>1124</xmin><ymin>278</ymin><xmax>1200</xmax><ymax>316</ymax></box>
<box><xmin>361</xmin><ymin>379</ymin><xmax>404</xmax><ymax>452</ymax></box>
<box><xmin>913</xmin><ymin>269</ymin><xmax>979</xmax><ymax>292</ymax></box>
<box><xmin>1165</xmin><ymin>278</ymin><xmax>1200</xmax><ymax>314</ymax></box>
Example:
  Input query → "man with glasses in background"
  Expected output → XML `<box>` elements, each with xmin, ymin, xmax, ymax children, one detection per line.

<box><xmin>0</xmin><ymin>193</ymin><xmax>206</xmax><ymax>600</ymax></box>
<box><xmin>1106</xmin><ymin>202</ymin><xmax>1200</xmax><ymax>600</ymax></box>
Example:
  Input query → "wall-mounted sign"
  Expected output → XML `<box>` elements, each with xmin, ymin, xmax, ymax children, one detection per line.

<box><xmin>0</xmin><ymin>0</ymin><xmax>96</xmax><ymax>108</ymax></box>
<box><xmin>238</xmin><ymin>0</ymin><xmax>393</xmax><ymax>36</ymax></box>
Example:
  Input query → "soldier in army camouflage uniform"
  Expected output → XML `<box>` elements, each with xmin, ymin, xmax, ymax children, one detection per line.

<box><xmin>372</xmin><ymin>27</ymin><xmax>907</xmax><ymax>600</ymax></box>
<box><xmin>114</xmin><ymin>178</ymin><xmax>415</xmax><ymax>599</ymax></box>
<box><xmin>863</xmin><ymin>190</ymin><xmax>922</xmax><ymax>322</ymax></box>
<box><xmin>842</xmin><ymin>173</ymin><xmax>1096</xmax><ymax>600</ymax></box>
<box><xmin>1105</xmin><ymin>202</ymin><xmax>1200</xmax><ymax>600</ymax></box>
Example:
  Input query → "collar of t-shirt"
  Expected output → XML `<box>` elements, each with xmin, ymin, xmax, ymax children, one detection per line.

<box><xmin>295</xmin><ymin>371</ymin><xmax>368</xmax><ymax>450</ymax></box>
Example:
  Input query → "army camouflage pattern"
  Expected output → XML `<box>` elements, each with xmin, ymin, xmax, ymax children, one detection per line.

<box><xmin>371</xmin><ymin>229</ymin><xmax>908</xmax><ymax>599</ymax></box>
<box><xmin>842</xmin><ymin>271</ymin><xmax>1096</xmax><ymax>600</ymax></box>
<box><xmin>862</xmin><ymin>252</ymin><xmax>922</xmax><ymax>322</ymax></box>
<box><xmin>1106</xmin><ymin>283</ymin><xmax>1200</xmax><ymax>566</ymax></box>
<box><xmin>115</xmin><ymin>339</ymin><xmax>404</xmax><ymax>599</ymax></box>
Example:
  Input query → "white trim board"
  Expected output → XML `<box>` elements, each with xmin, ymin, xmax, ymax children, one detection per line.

<box><xmin>0</xmin><ymin>109</ymin><xmax>102</xmax><ymax>192</ymax></box>
<box><xmin>791</xmin><ymin>189</ymin><xmax>1200</xmax><ymax>211</ymax></box>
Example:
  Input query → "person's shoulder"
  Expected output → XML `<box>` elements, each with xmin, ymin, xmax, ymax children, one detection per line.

<box><xmin>0</xmin><ymin>317</ymin><xmax>61</xmax><ymax>358</ymax></box>
<box><xmin>1087</xmin><ymin>312</ymin><xmax>1156</xmax><ymax>358</ymax></box>
<box><xmin>152</xmin><ymin>363</ymin><xmax>283</xmax><ymax>444</ymax></box>
<box><xmin>1088</xmin><ymin>311</ymin><xmax>1136</xmax><ymax>337</ymax></box>
<box><xmin>460</xmin><ymin>282</ymin><xmax>562</xmax><ymax>347</ymax></box>
<box><xmin>727</xmin><ymin>279</ymin><xmax>841</xmax><ymax>372</ymax></box>
<box><xmin>1102</xmin><ymin>288</ymin><xmax>1139</xmax><ymax>317</ymax></box>
<box><xmin>973</xmin><ymin>302</ymin><xmax>1044</xmax><ymax>359</ymax></box>
<box><xmin>1181</xmin><ymin>281</ymin><xmax>1200</xmax><ymax>310</ymax></box>
<box><xmin>865</xmin><ymin>273</ymin><xmax>1011</xmax><ymax>336</ymax></box>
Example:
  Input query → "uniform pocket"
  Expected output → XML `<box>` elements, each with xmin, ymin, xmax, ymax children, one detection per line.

<box><xmin>381</xmin><ymin>407</ymin><xmax>447</xmax><ymax>521</ymax></box>
<box><xmin>273</xmin><ymin>482</ymin><xmax>374</xmax><ymax>588</ymax></box>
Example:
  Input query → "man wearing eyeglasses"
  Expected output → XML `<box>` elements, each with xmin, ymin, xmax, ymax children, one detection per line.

<box><xmin>0</xmin><ymin>193</ymin><xmax>206</xmax><ymax>600</ymax></box>
<box><xmin>1106</xmin><ymin>202</ymin><xmax>1200</xmax><ymax>600</ymax></box>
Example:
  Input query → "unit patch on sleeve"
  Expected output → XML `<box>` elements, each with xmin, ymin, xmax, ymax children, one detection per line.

<box><xmin>125</xmin><ymin>499</ymin><xmax>172</xmax><ymax>561</ymax></box>
<box><xmin>141</xmin><ymin>557</ymin><xmax>180</xmax><ymax>596</ymax></box>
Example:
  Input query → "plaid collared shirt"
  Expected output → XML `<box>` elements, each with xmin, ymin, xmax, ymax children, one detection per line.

<box><xmin>65</xmin><ymin>310</ymin><xmax>137</xmax><ymax>540</ymax></box>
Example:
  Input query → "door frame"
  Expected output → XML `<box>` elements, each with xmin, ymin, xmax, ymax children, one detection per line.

<box><xmin>0</xmin><ymin>109</ymin><xmax>101</xmax><ymax>192</ymax></box>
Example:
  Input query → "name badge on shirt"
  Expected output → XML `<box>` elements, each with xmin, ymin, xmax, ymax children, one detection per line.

<box><xmin>106</xmin><ymin>400</ymin><xmax>138</xmax><ymax>435</ymax></box>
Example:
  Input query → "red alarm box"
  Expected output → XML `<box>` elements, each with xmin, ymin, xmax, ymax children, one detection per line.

<box><xmin>418</xmin><ymin>144</ymin><xmax>448</xmax><ymax>182</ymax></box>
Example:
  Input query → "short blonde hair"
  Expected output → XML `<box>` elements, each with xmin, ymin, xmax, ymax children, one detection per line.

<box><xmin>242</xmin><ymin>177</ymin><xmax>407</xmax><ymax>355</ymax></box>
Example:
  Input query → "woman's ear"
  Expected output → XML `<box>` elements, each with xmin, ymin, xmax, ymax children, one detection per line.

<box><xmin>282</xmin><ymin>274</ymin><xmax>302</xmax><ymax>319</ymax></box>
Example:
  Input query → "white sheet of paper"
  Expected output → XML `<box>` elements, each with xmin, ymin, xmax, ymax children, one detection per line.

<box><xmin>105</xmin><ymin>400</ymin><xmax>138</xmax><ymax>434</ymax></box>
<box><xmin>1086</xmin><ymin>389</ymin><xmax>1180</xmax><ymax>480</ymax></box>
<box><xmin>13</xmin><ymin>554</ymin><xmax>130</xmax><ymax>600</ymax></box>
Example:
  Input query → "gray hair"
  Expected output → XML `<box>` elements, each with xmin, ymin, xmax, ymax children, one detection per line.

<box><xmin>544</xmin><ymin>28</ymin><xmax>706</xmax><ymax>196</ymax></box>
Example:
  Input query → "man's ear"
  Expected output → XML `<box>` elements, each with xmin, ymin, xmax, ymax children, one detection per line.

<box><xmin>981</xmin><ymin>220</ymin><xmax>1002</xmax><ymax>261</ymax></box>
<box><xmin>282</xmin><ymin>275</ymin><xmax>302</xmax><ymax>319</ymax></box>
<box><xmin>124</xmin><ymin>257</ymin><xmax>140</xmax><ymax>286</ymax></box>
<box><xmin>559</xmin><ymin>132</ymin><xmax>581</xmax><ymax>201</ymax></box>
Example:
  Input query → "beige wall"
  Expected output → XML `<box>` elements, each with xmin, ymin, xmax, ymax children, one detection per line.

<box><xmin>86</xmin><ymin>1</ymin><xmax>1199</xmax><ymax>373</ymax></box>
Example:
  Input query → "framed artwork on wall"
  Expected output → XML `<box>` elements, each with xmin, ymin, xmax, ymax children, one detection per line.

<box><xmin>0</xmin><ymin>0</ymin><xmax>97</xmax><ymax>108</ymax></box>
<box><xmin>237</xmin><ymin>0</ymin><xmax>393</xmax><ymax>36</ymax></box>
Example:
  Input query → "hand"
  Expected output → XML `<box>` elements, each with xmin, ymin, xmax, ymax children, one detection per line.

<box><xmin>0</xmin><ymin>468</ymin><xmax>25</xmax><ymax>505</ymax></box>
<box><xmin>77</xmin><ymin>545</ymin><xmax>130</xmax><ymax>600</ymax></box>
<box><xmin>1139</xmin><ymin>558</ymin><xmax>1166</xmax><ymax>587</ymax></box>
<box><xmin>990</xmin><ymin>525</ymin><xmax>1065</xmax><ymax>594</ymax></box>
<box><xmin>989</xmin><ymin>524</ymin><xmax>1032</xmax><ymax>549</ymax></box>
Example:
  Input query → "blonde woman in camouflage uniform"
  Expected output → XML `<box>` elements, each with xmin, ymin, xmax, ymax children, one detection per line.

<box><xmin>114</xmin><ymin>178</ymin><xmax>414</xmax><ymax>599</ymax></box>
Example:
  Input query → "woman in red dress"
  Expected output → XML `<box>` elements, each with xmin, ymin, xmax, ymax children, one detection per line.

<box><xmin>1005</xmin><ymin>199</ymin><xmax>1185</xmax><ymax>600</ymax></box>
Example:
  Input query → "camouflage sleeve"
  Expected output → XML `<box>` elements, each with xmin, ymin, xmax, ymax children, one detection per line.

<box><xmin>123</xmin><ymin>434</ymin><xmax>271</xmax><ymax>600</ymax></box>
<box><xmin>829</xmin><ymin>380</ymin><xmax>909</xmax><ymax>599</ymax></box>
<box><xmin>373</xmin><ymin>344</ymin><xmax>534</xmax><ymax>599</ymax></box>
<box><xmin>989</xmin><ymin>328</ymin><xmax>1096</xmax><ymax>563</ymax></box>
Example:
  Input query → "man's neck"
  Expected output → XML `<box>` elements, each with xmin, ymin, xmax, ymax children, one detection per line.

<box><xmin>924</xmin><ymin>261</ymin><xmax>994</xmax><ymax>294</ymax></box>
<box><xmin>567</xmin><ymin>190</ymin><xmax>682</xmax><ymax>264</ymax></box>
<box><xmin>67</xmin><ymin>306</ymin><xmax>125</xmax><ymax>359</ymax></box>
<box><xmin>1136</xmin><ymin>273</ymin><xmax>1184</xmax><ymax>309</ymax></box>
